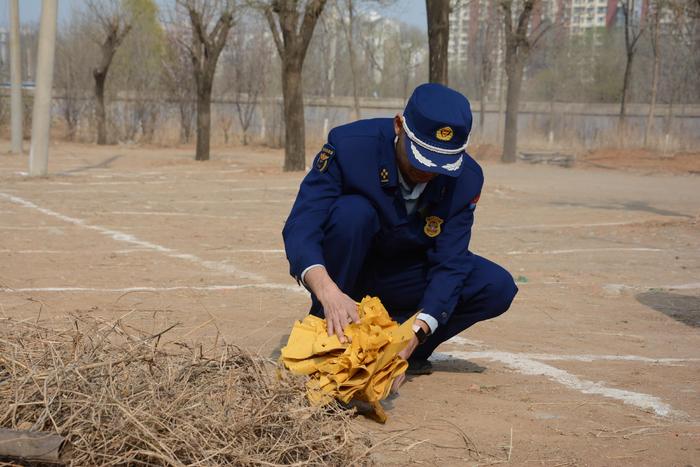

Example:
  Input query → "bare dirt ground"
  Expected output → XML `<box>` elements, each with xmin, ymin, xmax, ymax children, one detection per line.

<box><xmin>1</xmin><ymin>140</ymin><xmax>698</xmax><ymax>466</ymax></box>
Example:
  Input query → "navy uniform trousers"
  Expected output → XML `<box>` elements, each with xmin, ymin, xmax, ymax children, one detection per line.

<box><xmin>309</xmin><ymin>194</ymin><xmax>518</xmax><ymax>360</ymax></box>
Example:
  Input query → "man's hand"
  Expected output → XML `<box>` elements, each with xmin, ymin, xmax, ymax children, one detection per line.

<box><xmin>391</xmin><ymin>319</ymin><xmax>431</xmax><ymax>394</ymax></box>
<box><xmin>304</xmin><ymin>266</ymin><xmax>360</xmax><ymax>343</ymax></box>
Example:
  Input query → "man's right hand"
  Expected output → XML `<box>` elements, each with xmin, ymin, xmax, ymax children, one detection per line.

<box><xmin>304</xmin><ymin>266</ymin><xmax>360</xmax><ymax>343</ymax></box>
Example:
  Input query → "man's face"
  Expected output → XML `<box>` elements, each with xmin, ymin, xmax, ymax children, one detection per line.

<box><xmin>394</xmin><ymin>115</ymin><xmax>438</xmax><ymax>185</ymax></box>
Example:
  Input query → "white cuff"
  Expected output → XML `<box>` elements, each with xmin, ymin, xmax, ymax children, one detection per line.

<box><xmin>300</xmin><ymin>264</ymin><xmax>324</xmax><ymax>286</ymax></box>
<box><xmin>416</xmin><ymin>313</ymin><xmax>438</xmax><ymax>334</ymax></box>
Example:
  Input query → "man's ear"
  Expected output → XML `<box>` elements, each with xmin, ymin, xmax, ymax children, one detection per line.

<box><xmin>393</xmin><ymin>114</ymin><xmax>402</xmax><ymax>136</ymax></box>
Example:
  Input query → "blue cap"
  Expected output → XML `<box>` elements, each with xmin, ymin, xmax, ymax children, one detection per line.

<box><xmin>401</xmin><ymin>83</ymin><xmax>473</xmax><ymax>177</ymax></box>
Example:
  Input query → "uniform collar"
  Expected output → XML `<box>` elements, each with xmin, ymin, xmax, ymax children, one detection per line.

<box><xmin>397</xmin><ymin>169</ymin><xmax>427</xmax><ymax>201</ymax></box>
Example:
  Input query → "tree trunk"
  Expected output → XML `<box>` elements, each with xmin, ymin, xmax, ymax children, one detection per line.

<box><xmin>179</xmin><ymin>101</ymin><xmax>192</xmax><ymax>144</ymax></box>
<box><xmin>644</xmin><ymin>11</ymin><xmax>661</xmax><ymax>147</ymax></box>
<box><xmin>478</xmin><ymin>79</ymin><xmax>487</xmax><ymax>136</ymax></box>
<box><xmin>195</xmin><ymin>86</ymin><xmax>212</xmax><ymax>161</ymax></box>
<box><xmin>282</xmin><ymin>61</ymin><xmax>306</xmax><ymax>171</ymax></box>
<box><xmin>502</xmin><ymin>57</ymin><xmax>524</xmax><ymax>163</ymax></box>
<box><xmin>426</xmin><ymin>0</ymin><xmax>450</xmax><ymax>85</ymax></box>
<box><xmin>345</xmin><ymin>1</ymin><xmax>361</xmax><ymax>120</ymax></box>
<box><xmin>94</xmin><ymin>71</ymin><xmax>107</xmax><ymax>145</ymax></box>
<box><xmin>348</xmin><ymin>39</ymin><xmax>361</xmax><ymax>120</ymax></box>
<box><xmin>618</xmin><ymin>51</ymin><xmax>634</xmax><ymax>134</ymax></box>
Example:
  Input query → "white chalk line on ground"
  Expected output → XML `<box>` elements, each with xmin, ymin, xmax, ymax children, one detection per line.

<box><xmin>507</xmin><ymin>247</ymin><xmax>664</xmax><ymax>255</ymax></box>
<box><xmin>432</xmin><ymin>350</ymin><xmax>685</xmax><ymax>418</ymax></box>
<box><xmin>0</xmin><ymin>226</ymin><xmax>64</xmax><ymax>230</ymax></box>
<box><xmin>208</xmin><ymin>249</ymin><xmax>285</xmax><ymax>253</ymax></box>
<box><xmin>0</xmin><ymin>284</ymin><xmax>307</xmax><ymax>295</ymax></box>
<box><xmin>46</xmin><ymin>181</ymin><xmax>171</xmax><ymax>186</ymax></box>
<box><xmin>483</xmin><ymin>221</ymin><xmax>656</xmax><ymax>231</ymax></box>
<box><xmin>604</xmin><ymin>282</ymin><xmax>700</xmax><ymax>292</ymax></box>
<box><xmin>0</xmin><ymin>192</ymin><xmax>264</xmax><ymax>281</ymax></box>
<box><xmin>0</xmin><ymin>249</ymin><xmax>78</xmax><ymax>254</ymax></box>
<box><xmin>173</xmin><ymin>199</ymin><xmax>290</xmax><ymax>204</ymax></box>
<box><xmin>105</xmin><ymin>211</ymin><xmax>239</xmax><ymax>219</ymax></box>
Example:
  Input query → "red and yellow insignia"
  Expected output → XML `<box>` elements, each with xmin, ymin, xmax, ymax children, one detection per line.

<box><xmin>315</xmin><ymin>143</ymin><xmax>335</xmax><ymax>173</ymax></box>
<box><xmin>436</xmin><ymin>127</ymin><xmax>454</xmax><ymax>142</ymax></box>
<box><xmin>424</xmin><ymin>215</ymin><xmax>443</xmax><ymax>238</ymax></box>
<box><xmin>469</xmin><ymin>193</ymin><xmax>481</xmax><ymax>210</ymax></box>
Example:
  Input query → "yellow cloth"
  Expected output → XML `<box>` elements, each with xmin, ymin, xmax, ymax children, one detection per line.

<box><xmin>281</xmin><ymin>296</ymin><xmax>415</xmax><ymax>405</ymax></box>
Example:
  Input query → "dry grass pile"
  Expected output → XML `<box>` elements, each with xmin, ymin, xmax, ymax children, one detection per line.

<box><xmin>0</xmin><ymin>317</ymin><xmax>372</xmax><ymax>465</ymax></box>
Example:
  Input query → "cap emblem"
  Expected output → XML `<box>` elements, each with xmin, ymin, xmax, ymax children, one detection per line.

<box><xmin>436</xmin><ymin>127</ymin><xmax>454</xmax><ymax>141</ymax></box>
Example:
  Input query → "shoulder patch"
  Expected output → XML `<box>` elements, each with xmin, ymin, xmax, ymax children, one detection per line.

<box><xmin>315</xmin><ymin>143</ymin><xmax>335</xmax><ymax>173</ymax></box>
<box><xmin>468</xmin><ymin>193</ymin><xmax>480</xmax><ymax>210</ymax></box>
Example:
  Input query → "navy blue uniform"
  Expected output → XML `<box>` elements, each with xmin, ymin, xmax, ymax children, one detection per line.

<box><xmin>283</xmin><ymin>118</ymin><xmax>517</xmax><ymax>359</ymax></box>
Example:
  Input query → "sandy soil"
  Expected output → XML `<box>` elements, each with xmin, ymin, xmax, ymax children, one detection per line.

<box><xmin>1</xmin><ymin>140</ymin><xmax>698</xmax><ymax>466</ymax></box>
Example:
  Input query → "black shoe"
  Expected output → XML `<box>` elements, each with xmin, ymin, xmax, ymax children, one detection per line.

<box><xmin>406</xmin><ymin>358</ymin><xmax>433</xmax><ymax>375</ymax></box>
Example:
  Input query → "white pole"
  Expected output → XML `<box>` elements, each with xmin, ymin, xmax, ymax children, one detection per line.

<box><xmin>29</xmin><ymin>0</ymin><xmax>58</xmax><ymax>177</ymax></box>
<box><xmin>9</xmin><ymin>0</ymin><xmax>23</xmax><ymax>154</ymax></box>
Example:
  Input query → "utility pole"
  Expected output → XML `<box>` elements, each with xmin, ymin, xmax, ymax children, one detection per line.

<box><xmin>29</xmin><ymin>0</ymin><xmax>58</xmax><ymax>177</ymax></box>
<box><xmin>9</xmin><ymin>0</ymin><xmax>23</xmax><ymax>154</ymax></box>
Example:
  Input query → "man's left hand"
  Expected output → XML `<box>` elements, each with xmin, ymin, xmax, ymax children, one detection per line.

<box><xmin>390</xmin><ymin>318</ymin><xmax>430</xmax><ymax>394</ymax></box>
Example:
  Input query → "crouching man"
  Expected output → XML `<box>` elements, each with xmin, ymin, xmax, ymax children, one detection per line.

<box><xmin>282</xmin><ymin>83</ymin><xmax>517</xmax><ymax>389</ymax></box>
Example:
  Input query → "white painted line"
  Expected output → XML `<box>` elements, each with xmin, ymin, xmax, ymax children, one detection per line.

<box><xmin>0</xmin><ymin>226</ymin><xmax>61</xmax><ymax>230</ymax></box>
<box><xmin>227</xmin><ymin>186</ymin><xmax>298</xmax><ymax>192</ymax></box>
<box><xmin>604</xmin><ymin>282</ymin><xmax>700</xmax><ymax>292</ymax></box>
<box><xmin>106</xmin><ymin>211</ymin><xmax>239</xmax><ymax>219</ymax></box>
<box><xmin>0</xmin><ymin>192</ymin><xmax>263</xmax><ymax>281</ymax></box>
<box><xmin>445</xmin><ymin>350</ymin><xmax>700</xmax><ymax>364</ymax></box>
<box><xmin>661</xmin><ymin>282</ymin><xmax>700</xmax><ymax>290</ymax></box>
<box><xmin>446</xmin><ymin>336</ymin><xmax>484</xmax><ymax>347</ymax></box>
<box><xmin>173</xmin><ymin>199</ymin><xmax>290</xmax><ymax>204</ymax></box>
<box><xmin>0</xmin><ymin>249</ymin><xmax>72</xmax><ymax>254</ymax></box>
<box><xmin>432</xmin><ymin>350</ymin><xmax>683</xmax><ymax>418</ymax></box>
<box><xmin>0</xmin><ymin>284</ymin><xmax>307</xmax><ymax>295</ymax></box>
<box><xmin>483</xmin><ymin>221</ymin><xmax>645</xmax><ymax>231</ymax></box>
<box><xmin>42</xmin><ymin>190</ymin><xmax>123</xmax><ymax>194</ymax></box>
<box><xmin>507</xmin><ymin>247</ymin><xmax>663</xmax><ymax>255</ymax></box>
<box><xmin>47</xmin><ymin>181</ymin><xmax>170</xmax><ymax>186</ymax></box>
<box><xmin>213</xmin><ymin>249</ymin><xmax>285</xmax><ymax>253</ymax></box>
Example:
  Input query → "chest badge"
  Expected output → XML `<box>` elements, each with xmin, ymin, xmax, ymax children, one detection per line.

<box><xmin>424</xmin><ymin>215</ymin><xmax>444</xmax><ymax>238</ymax></box>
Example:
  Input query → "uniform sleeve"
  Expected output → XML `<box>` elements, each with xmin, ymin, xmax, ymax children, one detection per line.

<box><xmin>282</xmin><ymin>142</ymin><xmax>343</xmax><ymax>282</ymax></box>
<box><xmin>418</xmin><ymin>204</ymin><xmax>476</xmax><ymax>326</ymax></box>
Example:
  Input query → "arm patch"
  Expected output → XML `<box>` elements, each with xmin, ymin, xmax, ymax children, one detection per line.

<box><xmin>468</xmin><ymin>192</ymin><xmax>480</xmax><ymax>210</ymax></box>
<box><xmin>314</xmin><ymin>143</ymin><xmax>336</xmax><ymax>173</ymax></box>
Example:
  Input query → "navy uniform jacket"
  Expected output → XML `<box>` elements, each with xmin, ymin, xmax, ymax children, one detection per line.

<box><xmin>283</xmin><ymin>118</ymin><xmax>484</xmax><ymax>327</ymax></box>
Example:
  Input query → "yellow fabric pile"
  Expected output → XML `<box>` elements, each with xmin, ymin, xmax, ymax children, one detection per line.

<box><xmin>281</xmin><ymin>296</ymin><xmax>415</xmax><ymax>407</ymax></box>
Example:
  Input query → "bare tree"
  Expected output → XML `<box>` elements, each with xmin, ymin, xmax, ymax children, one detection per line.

<box><xmin>426</xmin><ymin>0</ymin><xmax>450</xmax><ymax>85</ymax></box>
<box><xmin>222</xmin><ymin>17</ymin><xmax>271</xmax><ymax>145</ymax></box>
<box><xmin>178</xmin><ymin>0</ymin><xmax>236</xmax><ymax>161</ymax></box>
<box><xmin>263</xmin><ymin>0</ymin><xmax>328</xmax><ymax>171</ymax></box>
<box><xmin>334</xmin><ymin>0</ymin><xmax>362</xmax><ymax>119</ymax></box>
<box><xmin>115</xmin><ymin>0</ymin><xmax>165</xmax><ymax>143</ymax></box>
<box><xmin>619</xmin><ymin>0</ymin><xmax>647</xmax><ymax>132</ymax></box>
<box><xmin>475</xmin><ymin>2</ymin><xmax>499</xmax><ymax>136</ymax></box>
<box><xmin>87</xmin><ymin>0</ymin><xmax>134</xmax><ymax>145</ymax></box>
<box><xmin>55</xmin><ymin>14</ymin><xmax>95</xmax><ymax>141</ymax></box>
<box><xmin>644</xmin><ymin>0</ymin><xmax>664</xmax><ymax>146</ymax></box>
<box><xmin>499</xmin><ymin>0</ymin><xmax>548</xmax><ymax>163</ymax></box>
<box><xmin>162</xmin><ymin>32</ymin><xmax>196</xmax><ymax>144</ymax></box>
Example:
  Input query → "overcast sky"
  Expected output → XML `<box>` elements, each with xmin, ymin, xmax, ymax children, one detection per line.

<box><xmin>0</xmin><ymin>0</ymin><xmax>427</xmax><ymax>30</ymax></box>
